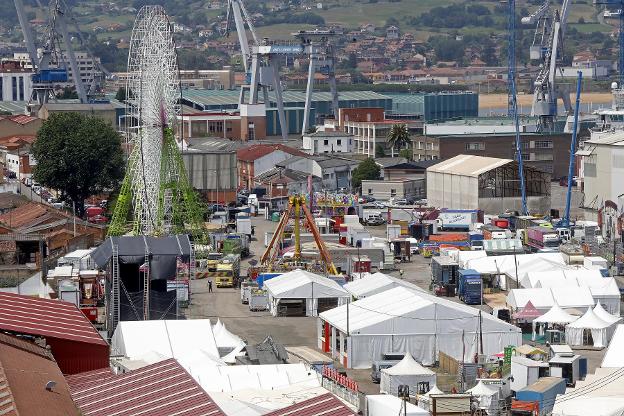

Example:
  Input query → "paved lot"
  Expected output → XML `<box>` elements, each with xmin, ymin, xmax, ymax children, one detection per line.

<box><xmin>185</xmin><ymin>195</ymin><xmax>606</xmax><ymax>395</ymax></box>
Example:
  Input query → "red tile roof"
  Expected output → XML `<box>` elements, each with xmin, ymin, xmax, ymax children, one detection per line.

<box><xmin>7</xmin><ymin>115</ymin><xmax>39</xmax><ymax>125</ymax></box>
<box><xmin>264</xmin><ymin>393</ymin><xmax>356</xmax><ymax>416</ymax></box>
<box><xmin>237</xmin><ymin>144</ymin><xmax>307</xmax><ymax>162</ymax></box>
<box><xmin>67</xmin><ymin>359</ymin><xmax>226</xmax><ymax>416</ymax></box>
<box><xmin>0</xmin><ymin>333</ymin><xmax>81</xmax><ymax>416</ymax></box>
<box><xmin>0</xmin><ymin>292</ymin><xmax>107</xmax><ymax>346</ymax></box>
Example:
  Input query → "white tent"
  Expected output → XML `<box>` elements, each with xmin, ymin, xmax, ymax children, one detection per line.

<box><xmin>417</xmin><ymin>385</ymin><xmax>444</xmax><ymax>411</ymax></box>
<box><xmin>522</xmin><ymin>270</ymin><xmax>567</xmax><ymax>289</ymax></box>
<box><xmin>534</xmin><ymin>303</ymin><xmax>578</xmax><ymax>325</ymax></box>
<box><xmin>507</xmin><ymin>287</ymin><xmax>595</xmax><ymax>313</ymax></box>
<box><xmin>587</xmin><ymin>278</ymin><xmax>621</xmax><ymax>315</ymax></box>
<box><xmin>264</xmin><ymin>269</ymin><xmax>349</xmax><ymax>317</ymax></box>
<box><xmin>367</xmin><ymin>394</ymin><xmax>429</xmax><ymax>416</ymax></box>
<box><xmin>111</xmin><ymin>319</ymin><xmax>221</xmax><ymax>360</ymax></box>
<box><xmin>213</xmin><ymin>319</ymin><xmax>246</xmax><ymax>364</ymax></box>
<box><xmin>343</xmin><ymin>272</ymin><xmax>426</xmax><ymax>299</ymax></box>
<box><xmin>565</xmin><ymin>308</ymin><xmax>614</xmax><ymax>348</ymax></box>
<box><xmin>593</xmin><ymin>303</ymin><xmax>622</xmax><ymax>325</ymax></box>
<box><xmin>380</xmin><ymin>352</ymin><xmax>436</xmax><ymax>396</ymax></box>
<box><xmin>466</xmin><ymin>381</ymin><xmax>499</xmax><ymax>414</ymax></box>
<box><xmin>319</xmin><ymin>286</ymin><xmax>521</xmax><ymax>368</ymax></box>
<box><xmin>552</xmin><ymin>367</ymin><xmax>624</xmax><ymax>416</ymax></box>
<box><xmin>601</xmin><ymin>324</ymin><xmax>624</xmax><ymax>367</ymax></box>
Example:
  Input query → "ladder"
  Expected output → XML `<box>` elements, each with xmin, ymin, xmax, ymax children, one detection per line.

<box><xmin>143</xmin><ymin>249</ymin><xmax>150</xmax><ymax>320</ymax></box>
<box><xmin>111</xmin><ymin>244</ymin><xmax>120</xmax><ymax>333</ymax></box>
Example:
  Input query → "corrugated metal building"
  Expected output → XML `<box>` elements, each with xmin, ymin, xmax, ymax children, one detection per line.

<box><xmin>264</xmin><ymin>393</ymin><xmax>356</xmax><ymax>416</ymax></box>
<box><xmin>387</xmin><ymin>91</ymin><xmax>479</xmax><ymax>122</ymax></box>
<box><xmin>0</xmin><ymin>292</ymin><xmax>109</xmax><ymax>374</ymax></box>
<box><xmin>67</xmin><ymin>358</ymin><xmax>226</xmax><ymax>416</ymax></box>
<box><xmin>426</xmin><ymin>154</ymin><xmax>550</xmax><ymax>214</ymax></box>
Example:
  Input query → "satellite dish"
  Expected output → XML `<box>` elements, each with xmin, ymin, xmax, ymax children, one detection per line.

<box><xmin>45</xmin><ymin>380</ymin><xmax>57</xmax><ymax>391</ymax></box>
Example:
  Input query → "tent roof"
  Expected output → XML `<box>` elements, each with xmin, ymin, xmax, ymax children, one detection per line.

<box><xmin>320</xmin><ymin>286</ymin><xmax>520</xmax><ymax>335</ymax></box>
<box><xmin>567</xmin><ymin>307</ymin><xmax>612</xmax><ymax>329</ymax></box>
<box><xmin>534</xmin><ymin>303</ymin><xmax>578</xmax><ymax>324</ymax></box>
<box><xmin>466</xmin><ymin>253</ymin><xmax>565</xmax><ymax>281</ymax></box>
<box><xmin>466</xmin><ymin>380</ymin><xmax>498</xmax><ymax>397</ymax></box>
<box><xmin>508</xmin><ymin>287</ymin><xmax>595</xmax><ymax>310</ymax></box>
<box><xmin>264</xmin><ymin>269</ymin><xmax>348</xmax><ymax>299</ymax></box>
<box><xmin>593</xmin><ymin>303</ymin><xmax>622</xmax><ymax>324</ymax></box>
<box><xmin>601</xmin><ymin>325</ymin><xmax>624</xmax><ymax>367</ymax></box>
<box><xmin>382</xmin><ymin>353</ymin><xmax>435</xmax><ymax>376</ymax></box>
<box><xmin>513</xmin><ymin>301</ymin><xmax>542</xmax><ymax>319</ymax></box>
<box><xmin>423</xmin><ymin>385</ymin><xmax>444</xmax><ymax>397</ymax></box>
<box><xmin>343</xmin><ymin>272</ymin><xmax>426</xmax><ymax>298</ymax></box>
<box><xmin>508</xmin><ymin>288</ymin><xmax>555</xmax><ymax>309</ymax></box>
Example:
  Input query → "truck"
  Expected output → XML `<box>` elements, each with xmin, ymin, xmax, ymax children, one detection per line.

<box><xmin>431</xmin><ymin>256</ymin><xmax>459</xmax><ymax>285</ymax></box>
<box><xmin>362</xmin><ymin>210</ymin><xmax>385</xmax><ymax>226</ymax></box>
<box><xmin>211</xmin><ymin>233</ymin><xmax>250</xmax><ymax>257</ymax></box>
<box><xmin>240</xmin><ymin>280</ymin><xmax>259</xmax><ymax>304</ymax></box>
<box><xmin>458</xmin><ymin>269</ymin><xmax>482</xmax><ymax>305</ymax></box>
<box><xmin>512</xmin><ymin>377</ymin><xmax>567</xmax><ymax>416</ymax></box>
<box><xmin>428</xmin><ymin>232</ymin><xmax>469</xmax><ymax>243</ymax></box>
<box><xmin>468</xmin><ymin>231</ymin><xmax>484</xmax><ymax>250</ymax></box>
<box><xmin>481</xmin><ymin>225</ymin><xmax>509</xmax><ymax>240</ymax></box>
<box><xmin>436</xmin><ymin>209</ymin><xmax>482</xmax><ymax>231</ymax></box>
<box><xmin>214</xmin><ymin>254</ymin><xmax>241</xmax><ymax>288</ymax></box>
<box><xmin>526</xmin><ymin>226</ymin><xmax>561</xmax><ymax>252</ymax></box>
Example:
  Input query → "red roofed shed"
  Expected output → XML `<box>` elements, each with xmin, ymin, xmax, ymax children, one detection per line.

<box><xmin>0</xmin><ymin>292</ymin><xmax>109</xmax><ymax>374</ymax></box>
<box><xmin>264</xmin><ymin>393</ymin><xmax>356</xmax><ymax>416</ymax></box>
<box><xmin>67</xmin><ymin>358</ymin><xmax>226</xmax><ymax>416</ymax></box>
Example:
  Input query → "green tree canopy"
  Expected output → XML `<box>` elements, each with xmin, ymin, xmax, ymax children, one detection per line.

<box><xmin>352</xmin><ymin>158</ymin><xmax>381</xmax><ymax>190</ymax></box>
<box><xmin>32</xmin><ymin>112</ymin><xmax>125</xmax><ymax>216</ymax></box>
<box><xmin>399</xmin><ymin>148</ymin><xmax>413</xmax><ymax>161</ymax></box>
<box><xmin>375</xmin><ymin>143</ymin><xmax>386</xmax><ymax>158</ymax></box>
<box><xmin>387</xmin><ymin>124</ymin><xmax>412</xmax><ymax>157</ymax></box>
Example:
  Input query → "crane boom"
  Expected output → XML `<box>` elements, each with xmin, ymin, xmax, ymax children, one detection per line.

<box><xmin>14</xmin><ymin>0</ymin><xmax>38</xmax><ymax>67</ymax></box>
<box><xmin>54</xmin><ymin>1</ymin><xmax>87</xmax><ymax>103</ymax></box>
<box><xmin>561</xmin><ymin>71</ymin><xmax>583</xmax><ymax>228</ymax></box>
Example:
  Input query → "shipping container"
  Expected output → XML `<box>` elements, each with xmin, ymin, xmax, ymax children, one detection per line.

<box><xmin>428</xmin><ymin>232</ymin><xmax>469</xmax><ymax>242</ymax></box>
<box><xmin>527</xmin><ymin>226</ymin><xmax>560</xmax><ymax>251</ymax></box>
<box><xmin>431</xmin><ymin>256</ymin><xmax>459</xmax><ymax>284</ymax></box>
<box><xmin>437</xmin><ymin>209</ymin><xmax>481</xmax><ymax>231</ymax></box>
<box><xmin>514</xmin><ymin>377</ymin><xmax>566</xmax><ymax>415</ymax></box>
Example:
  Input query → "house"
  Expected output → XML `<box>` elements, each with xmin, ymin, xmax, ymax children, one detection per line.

<box><xmin>382</xmin><ymin>160</ymin><xmax>438</xmax><ymax>181</ymax></box>
<box><xmin>254</xmin><ymin>167</ymin><xmax>321</xmax><ymax>197</ymax></box>
<box><xmin>361</xmin><ymin>23</ymin><xmax>376</xmax><ymax>33</ymax></box>
<box><xmin>386</xmin><ymin>25</ymin><xmax>399</xmax><ymax>40</ymax></box>
<box><xmin>361</xmin><ymin>178</ymin><xmax>425</xmax><ymax>201</ymax></box>
<box><xmin>236</xmin><ymin>144</ymin><xmax>307</xmax><ymax>190</ymax></box>
<box><xmin>302</xmin><ymin>131</ymin><xmax>353</xmax><ymax>154</ymax></box>
<box><xmin>278</xmin><ymin>155</ymin><xmax>360</xmax><ymax>191</ymax></box>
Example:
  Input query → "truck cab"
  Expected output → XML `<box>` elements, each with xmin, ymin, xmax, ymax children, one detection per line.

<box><xmin>556</xmin><ymin>227</ymin><xmax>571</xmax><ymax>243</ymax></box>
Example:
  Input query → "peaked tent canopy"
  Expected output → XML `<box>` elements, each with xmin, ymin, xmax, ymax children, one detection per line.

<box><xmin>513</xmin><ymin>301</ymin><xmax>542</xmax><ymax>319</ymax></box>
<box><xmin>534</xmin><ymin>303</ymin><xmax>578</xmax><ymax>324</ymax></box>
<box><xmin>601</xmin><ymin>325</ymin><xmax>624</xmax><ymax>368</ymax></box>
<box><xmin>380</xmin><ymin>353</ymin><xmax>436</xmax><ymax>396</ymax></box>
<box><xmin>593</xmin><ymin>303</ymin><xmax>622</xmax><ymax>325</ymax></box>
<box><xmin>466</xmin><ymin>381</ymin><xmax>500</xmax><ymax>414</ymax></box>
<box><xmin>566</xmin><ymin>308</ymin><xmax>614</xmax><ymax>348</ymax></box>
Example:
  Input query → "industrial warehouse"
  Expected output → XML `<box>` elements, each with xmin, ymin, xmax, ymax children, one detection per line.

<box><xmin>0</xmin><ymin>0</ymin><xmax>624</xmax><ymax>415</ymax></box>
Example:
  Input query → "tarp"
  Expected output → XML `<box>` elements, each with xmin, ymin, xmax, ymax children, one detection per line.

<box><xmin>111</xmin><ymin>319</ymin><xmax>222</xmax><ymax>362</ymax></box>
<box><xmin>319</xmin><ymin>286</ymin><xmax>521</xmax><ymax>368</ymax></box>
<box><xmin>91</xmin><ymin>235</ymin><xmax>192</xmax><ymax>280</ymax></box>
<box><xmin>367</xmin><ymin>395</ymin><xmax>429</xmax><ymax>416</ymax></box>
<box><xmin>566</xmin><ymin>308</ymin><xmax>614</xmax><ymax>348</ymax></box>
<box><xmin>512</xmin><ymin>301</ymin><xmax>542</xmax><ymax>319</ymax></box>
<box><xmin>264</xmin><ymin>269</ymin><xmax>349</xmax><ymax>317</ymax></box>
<box><xmin>380</xmin><ymin>353</ymin><xmax>436</xmax><ymax>396</ymax></box>
<box><xmin>601</xmin><ymin>324</ymin><xmax>624</xmax><ymax>367</ymax></box>
<box><xmin>343</xmin><ymin>272</ymin><xmax>426</xmax><ymax>299</ymax></box>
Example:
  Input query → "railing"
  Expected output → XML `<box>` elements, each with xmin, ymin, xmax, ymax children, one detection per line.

<box><xmin>321</xmin><ymin>366</ymin><xmax>363</xmax><ymax>410</ymax></box>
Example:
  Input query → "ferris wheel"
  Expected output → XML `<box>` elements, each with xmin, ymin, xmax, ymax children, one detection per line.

<box><xmin>109</xmin><ymin>5</ymin><xmax>202</xmax><ymax>237</ymax></box>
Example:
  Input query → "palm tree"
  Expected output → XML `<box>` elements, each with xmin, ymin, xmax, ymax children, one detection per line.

<box><xmin>386</xmin><ymin>124</ymin><xmax>412</xmax><ymax>158</ymax></box>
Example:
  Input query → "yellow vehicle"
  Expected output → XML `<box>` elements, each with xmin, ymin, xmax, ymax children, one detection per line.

<box><xmin>215</xmin><ymin>254</ymin><xmax>241</xmax><ymax>288</ymax></box>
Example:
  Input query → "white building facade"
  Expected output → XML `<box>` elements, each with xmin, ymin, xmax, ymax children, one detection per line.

<box><xmin>302</xmin><ymin>131</ymin><xmax>353</xmax><ymax>154</ymax></box>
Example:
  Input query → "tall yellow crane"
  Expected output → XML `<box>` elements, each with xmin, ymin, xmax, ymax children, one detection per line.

<box><xmin>261</xmin><ymin>195</ymin><xmax>338</xmax><ymax>275</ymax></box>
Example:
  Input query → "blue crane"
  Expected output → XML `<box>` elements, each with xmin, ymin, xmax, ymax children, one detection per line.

<box><xmin>596</xmin><ymin>0</ymin><xmax>624</xmax><ymax>86</ymax></box>
<box><xmin>559</xmin><ymin>71</ymin><xmax>583</xmax><ymax>229</ymax></box>
<box><xmin>508</xmin><ymin>0</ymin><xmax>528</xmax><ymax>215</ymax></box>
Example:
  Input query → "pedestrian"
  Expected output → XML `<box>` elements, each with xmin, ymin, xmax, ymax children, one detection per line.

<box><xmin>208</xmin><ymin>279</ymin><xmax>213</xmax><ymax>293</ymax></box>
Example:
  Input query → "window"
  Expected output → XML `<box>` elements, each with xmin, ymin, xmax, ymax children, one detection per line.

<box><xmin>336</xmin><ymin>139</ymin><xmax>342</xmax><ymax>146</ymax></box>
<box><xmin>390</xmin><ymin>189</ymin><xmax>397</xmax><ymax>197</ymax></box>
<box><xmin>368</xmin><ymin>188</ymin><xmax>373</xmax><ymax>195</ymax></box>
<box><xmin>466</xmin><ymin>142</ymin><xmax>484</xmax><ymax>151</ymax></box>
<box><xmin>11</xmin><ymin>77</ymin><xmax>17</xmax><ymax>101</ymax></box>
<box><xmin>534</xmin><ymin>140</ymin><xmax>553</xmax><ymax>149</ymax></box>
<box><xmin>323</xmin><ymin>140</ymin><xmax>329</xmax><ymax>145</ymax></box>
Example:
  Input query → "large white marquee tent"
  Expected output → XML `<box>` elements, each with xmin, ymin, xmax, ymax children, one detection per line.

<box><xmin>318</xmin><ymin>286</ymin><xmax>521</xmax><ymax>368</ymax></box>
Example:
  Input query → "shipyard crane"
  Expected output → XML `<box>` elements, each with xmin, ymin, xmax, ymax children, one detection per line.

<box><xmin>260</xmin><ymin>195</ymin><xmax>338</xmax><ymax>275</ymax></box>
<box><xmin>507</xmin><ymin>0</ymin><xmax>516</xmax><ymax>116</ymax></box>
<box><xmin>525</xmin><ymin>0</ymin><xmax>573</xmax><ymax>131</ymax></box>
<box><xmin>222</xmin><ymin>0</ymin><xmax>290</xmax><ymax>140</ymax></box>
<box><xmin>596</xmin><ymin>0</ymin><xmax>624</xmax><ymax>86</ymax></box>
<box><xmin>14</xmin><ymin>0</ymin><xmax>89</xmax><ymax>104</ymax></box>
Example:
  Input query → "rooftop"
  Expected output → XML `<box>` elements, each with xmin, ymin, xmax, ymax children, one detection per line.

<box><xmin>264</xmin><ymin>393</ymin><xmax>356</xmax><ymax>416</ymax></box>
<box><xmin>67</xmin><ymin>359</ymin><xmax>225</xmax><ymax>416</ymax></box>
<box><xmin>0</xmin><ymin>333</ymin><xmax>80</xmax><ymax>416</ymax></box>
<box><xmin>0</xmin><ymin>292</ymin><xmax>107</xmax><ymax>346</ymax></box>
<box><xmin>236</xmin><ymin>143</ymin><xmax>307</xmax><ymax>162</ymax></box>
<box><xmin>427</xmin><ymin>154</ymin><xmax>512</xmax><ymax>177</ymax></box>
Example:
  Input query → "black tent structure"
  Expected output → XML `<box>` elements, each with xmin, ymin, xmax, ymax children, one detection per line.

<box><xmin>91</xmin><ymin>235</ymin><xmax>193</xmax><ymax>336</ymax></box>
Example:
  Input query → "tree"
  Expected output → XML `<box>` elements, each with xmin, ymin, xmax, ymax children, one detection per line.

<box><xmin>399</xmin><ymin>148</ymin><xmax>413</xmax><ymax>161</ymax></box>
<box><xmin>115</xmin><ymin>86</ymin><xmax>127</xmax><ymax>102</ymax></box>
<box><xmin>32</xmin><ymin>113</ymin><xmax>125</xmax><ymax>217</ymax></box>
<box><xmin>375</xmin><ymin>143</ymin><xmax>386</xmax><ymax>158</ymax></box>
<box><xmin>386</xmin><ymin>124</ymin><xmax>412</xmax><ymax>157</ymax></box>
<box><xmin>351</xmin><ymin>158</ymin><xmax>380</xmax><ymax>190</ymax></box>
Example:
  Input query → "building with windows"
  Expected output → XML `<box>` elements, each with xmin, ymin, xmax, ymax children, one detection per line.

<box><xmin>12</xmin><ymin>52</ymin><xmax>100</xmax><ymax>88</ymax></box>
<box><xmin>436</xmin><ymin>132</ymin><xmax>574</xmax><ymax>179</ymax></box>
<box><xmin>345</xmin><ymin>119</ymin><xmax>421</xmax><ymax>157</ymax></box>
<box><xmin>0</xmin><ymin>60</ymin><xmax>32</xmax><ymax>102</ymax></box>
<box><xmin>361</xmin><ymin>178</ymin><xmax>425</xmax><ymax>202</ymax></box>
<box><xmin>302</xmin><ymin>131</ymin><xmax>353</xmax><ymax>154</ymax></box>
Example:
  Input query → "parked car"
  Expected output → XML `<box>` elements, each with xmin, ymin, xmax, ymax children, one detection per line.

<box><xmin>358</xmin><ymin>196</ymin><xmax>376</xmax><ymax>203</ymax></box>
<box><xmin>88</xmin><ymin>214</ymin><xmax>108</xmax><ymax>224</ymax></box>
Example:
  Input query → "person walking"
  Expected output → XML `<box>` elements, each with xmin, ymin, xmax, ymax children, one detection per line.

<box><xmin>208</xmin><ymin>279</ymin><xmax>213</xmax><ymax>293</ymax></box>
